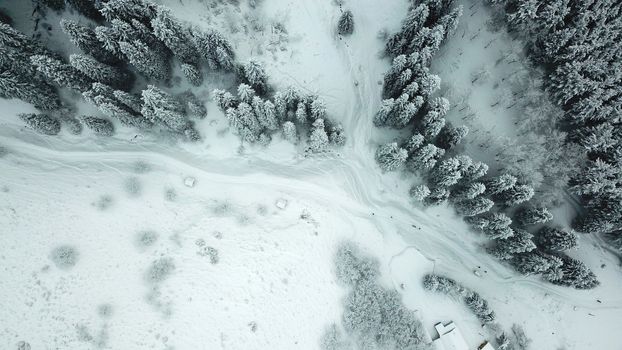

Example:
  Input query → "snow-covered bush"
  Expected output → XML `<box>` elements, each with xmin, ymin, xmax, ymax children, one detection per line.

<box><xmin>124</xmin><ymin>176</ymin><xmax>142</xmax><ymax>197</ymax></box>
<box><xmin>18</xmin><ymin>113</ymin><xmax>61</xmax><ymax>135</ymax></box>
<box><xmin>337</xmin><ymin>10</ymin><xmax>354</xmax><ymax>35</ymax></box>
<box><xmin>79</xmin><ymin>116</ymin><xmax>115</xmax><ymax>136</ymax></box>
<box><xmin>145</xmin><ymin>257</ymin><xmax>175</xmax><ymax>283</ymax></box>
<box><xmin>49</xmin><ymin>245</ymin><xmax>79</xmax><ymax>269</ymax></box>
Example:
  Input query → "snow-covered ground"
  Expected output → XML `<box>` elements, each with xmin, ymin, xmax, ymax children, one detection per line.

<box><xmin>1</xmin><ymin>0</ymin><xmax>621</xmax><ymax>349</ymax></box>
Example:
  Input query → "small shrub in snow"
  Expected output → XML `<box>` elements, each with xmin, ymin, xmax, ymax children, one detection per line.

<box><xmin>124</xmin><ymin>177</ymin><xmax>142</xmax><ymax>197</ymax></box>
<box><xmin>337</xmin><ymin>10</ymin><xmax>354</xmax><ymax>35</ymax></box>
<box><xmin>132</xmin><ymin>161</ymin><xmax>151</xmax><ymax>174</ymax></box>
<box><xmin>97</xmin><ymin>303</ymin><xmax>113</xmax><ymax>318</ymax></box>
<box><xmin>49</xmin><ymin>245</ymin><xmax>79</xmax><ymax>269</ymax></box>
<box><xmin>145</xmin><ymin>257</ymin><xmax>175</xmax><ymax>283</ymax></box>
<box><xmin>93</xmin><ymin>194</ymin><xmax>113</xmax><ymax>210</ymax></box>
<box><xmin>16</xmin><ymin>341</ymin><xmax>31</xmax><ymax>350</ymax></box>
<box><xmin>79</xmin><ymin>116</ymin><xmax>115</xmax><ymax>136</ymax></box>
<box><xmin>165</xmin><ymin>188</ymin><xmax>177</xmax><ymax>201</ymax></box>
<box><xmin>19</xmin><ymin>113</ymin><xmax>61</xmax><ymax>135</ymax></box>
<box><xmin>207</xmin><ymin>247</ymin><xmax>219</xmax><ymax>264</ymax></box>
<box><xmin>136</xmin><ymin>230</ymin><xmax>158</xmax><ymax>248</ymax></box>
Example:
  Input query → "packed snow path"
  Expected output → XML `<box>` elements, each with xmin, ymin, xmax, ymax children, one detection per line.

<box><xmin>1</xmin><ymin>0</ymin><xmax>622</xmax><ymax>349</ymax></box>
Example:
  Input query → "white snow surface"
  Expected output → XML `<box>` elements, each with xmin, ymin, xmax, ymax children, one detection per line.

<box><xmin>1</xmin><ymin>0</ymin><xmax>621</xmax><ymax>349</ymax></box>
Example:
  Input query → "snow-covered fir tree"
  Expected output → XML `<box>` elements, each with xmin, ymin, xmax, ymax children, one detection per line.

<box><xmin>308</xmin><ymin>119</ymin><xmax>329</xmax><ymax>153</ymax></box>
<box><xmin>212</xmin><ymin>89</ymin><xmax>237</xmax><ymax>111</ymax></box>
<box><xmin>536</xmin><ymin>227</ymin><xmax>577</xmax><ymax>252</ymax></box>
<box><xmin>30</xmin><ymin>55</ymin><xmax>93</xmax><ymax>92</ymax></box>
<box><xmin>420</xmin><ymin>110</ymin><xmax>445</xmax><ymax>141</ymax></box>
<box><xmin>282</xmin><ymin>121</ymin><xmax>298</xmax><ymax>144</ymax></box>
<box><xmin>451</xmin><ymin>182</ymin><xmax>486</xmax><ymax>201</ymax></box>
<box><xmin>410</xmin><ymin>184</ymin><xmax>431</xmax><ymax>201</ymax></box>
<box><xmin>402</xmin><ymin>133</ymin><xmax>425</xmax><ymax>154</ymax></box>
<box><xmin>151</xmin><ymin>6</ymin><xmax>199</xmax><ymax>64</ymax></box>
<box><xmin>429</xmin><ymin>157</ymin><xmax>462</xmax><ymax>188</ymax></box>
<box><xmin>18</xmin><ymin>113</ymin><xmax>61</xmax><ymax>135</ymax></box>
<box><xmin>464</xmin><ymin>215</ymin><xmax>490</xmax><ymax>231</ymax></box>
<box><xmin>0</xmin><ymin>70</ymin><xmax>61</xmax><ymax>110</ymax></box>
<box><xmin>113</xmin><ymin>90</ymin><xmax>143</xmax><ymax>114</ymax></box>
<box><xmin>239</xmin><ymin>60</ymin><xmax>268</xmax><ymax>95</ymax></box>
<box><xmin>376</xmin><ymin>143</ymin><xmax>408</xmax><ymax>172</ymax></box>
<box><xmin>511</xmin><ymin>250</ymin><xmax>563</xmax><ymax>278</ymax></box>
<box><xmin>424</xmin><ymin>187</ymin><xmax>450</xmax><ymax>206</ymax></box>
<box><xmin>437</xmin><ymin>123</ymin><xmax>468</xmax><ymax>150</ymax></box>
<box><xmin>488</xmin><ymin>228</ymin><xmax>536</xmax><ymax>260</ymax></box>
<box><xmin>235</xmin><ymin>102</ymin><xmax>262</xmax><ymax>142</ymax></box>
<box><xmin>180</xmin><ymin>63</ymin><xmax>202</xmax><ymax>86</ymax></box>
<box><xmin>481</xmin><ymin>212</ymin><xmax>514</xmax><ymax>240</ymax></box>
<box><xmin>100</xmin><ymin>0</ymin><xmax>158</xmax><ymax>25</ymax></box>
<box><xmin>79</xmin><ymin>115</ymin><xmax>115</xmax><ymax>136</ymax></box>
<box><xmin>310</xmin><ymin>99</ymin><xmax>327</xmax><ymax>120</ymax></box>
<box><xmin>498</xmin><ymin>184</ymin><xmax>535</xmax><ymax>207</ymax></box>
<box><xmin>118</xmin><ymin>40</ymin><xmax>170</xmax><ymax>81</ymax></box>
<box><xmin>406</xmin><ymin>143</ymin><xmax>444</xmax><ymax>171</ymax></box>
<box><xmin>238</xmin><ymin>83</ymin><xmax>255</xmax><ymax>104</ymax></box>
<box><xmin>256</xmin><ymin>99</ymin><xmax>279</xmax><ymax>131</ymax></box>
<box><xmin>178</xmin><ymin>90</ymin><xmax>207</xmax><ymax>119</ymax></box>
<box><xmin>69</xmin><ymin>54</ymin><xmax>131</xmax><ymax>89</ymax></box>
<box><xmin>60</xmin><ymin>19</ymin><xmax>116</xmax><ymax>63</ymax></box>
<box><xmin>461</xmin><ymin>161</ymin><xmax>489</xmax><ymax>183</ymax></box>
<box><xmin>553</xmin><ymin>254</ymin><xmax>599</xmax><ymax>289</ymax></box>
<box><xmin>484</xmin><ymin>173</ymin><xmax>517</xmax><ymax>195</ymax></box>
<box><xmin>337</xmin><ymin>10</ymin><xmax>354</xmax><ymax>35</ymax></box>
<box><xmin>84</xmin><ymin>83</ymin><xmax>152</xmax><ymax>128</ymax></box>
<box><xmin>455</xmin><ymin>197</ymin><xmax>494</xmax><ymax>217</ymax></box>
<box><xmin>328</xmin><ymin>124</ymin><xmax>346</xmax><ymax>146</ymax></box>
<box><xmin>464</xmin><ymin>292</ymin><xmax>495</xmax><ymax>323</ymax></box>
<box><xmin>295</xmin><ymin>102</ymin><xmax>308</xmax><ymax>125</ymax></box>
<box><xmin>190</xmin><ymin>27</ymin><xmax>235</xmax><ymax>71</ymax></box>
<box><xmin>141</xmin><ymin>85</ymin><xmax>188</xmax><ymax>131</ymax></box>
<box><xmin>515</xmin><ymin>206</ymin><xmax>553</xmax><ymax>226</ymax></box>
